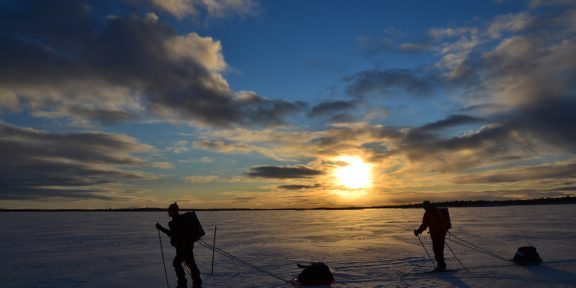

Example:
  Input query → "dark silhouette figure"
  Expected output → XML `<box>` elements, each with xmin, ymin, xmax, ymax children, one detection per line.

<box><xmin>156</xmin><ymin>203</ymin><xmax>203</xmax><ymax>288</ymax></box>
<box><xmin>414</xmin><ymin>200</ymin><xmax>450</xmax><ymax>272</ymax></box>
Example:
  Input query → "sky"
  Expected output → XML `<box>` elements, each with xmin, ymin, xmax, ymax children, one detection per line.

<box><xmin>1</xmin><ymin>0</ymin><xmax>576</xmax><ymax>209</ymax></box>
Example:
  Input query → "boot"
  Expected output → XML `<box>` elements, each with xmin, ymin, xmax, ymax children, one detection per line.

<box><xmin>432</xmin><ymin>263</ymin><xmax>446</xmax><ymax>272</ymax></box>
<box><xmin>175</xmin><ymin>279</ymin><xmax>187</xmax><ymax>288</ymax></box>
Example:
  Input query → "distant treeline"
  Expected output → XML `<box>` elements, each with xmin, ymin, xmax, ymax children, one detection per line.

<box><xmin>376</xmin><ymin>195</ymin><xmax>576</xmax><ymax>209</ymax></box>
<box><xmin>1</xmin><ymin>195</ymin><xmax>574</xmax><ymax>212</ymax></box>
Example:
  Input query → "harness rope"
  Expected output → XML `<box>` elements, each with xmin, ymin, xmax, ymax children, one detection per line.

<box><xmin>445</xmin><ymin>241</ymin><xmax>469</xmax><ymax>271</ymax></box>
<box><xmin>447</xmin><ymin>232</ymin><xmax>510</xmax><ymax>263</ymax></box>
<box><xmin>197</xmin><ymin>240</ymin><xmax>292</xmax><ymax>284</ymax></box>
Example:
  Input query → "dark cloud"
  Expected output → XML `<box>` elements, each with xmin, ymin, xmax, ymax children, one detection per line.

<box><xmin>387</xmin><ymin>99</ymin><xmax>576</xmax><ymax>173</ymax></box>
<box><xmin>455</xmin><ymin>161</ymin><xmax>576</xmax><ymax>184</ymax></box>
<box><xmin>514</xmin><ymin>98</ymin><xmax>576</xmax><ymax>152</ymax></box>
<box><xmin>369</xmin><ymin>126</ymin><xmax>404</xmax><ymax>139</ymax></box>
<box><xmin>245</xmin><ymin>165</ymin><xmax>323</xmax><ymax>179</ymax></box>
<box><xmin>277</xmin><ymin>184</ymin><xmax>321</xmax><ymax>190</ymax></box>
<box><xmin>308</xmin><ymin>100</ymin><xmax>357</xmax><ymax>118</ymax></box>
<box><xmin>238</xmin><ymin>94</ymin><xmax>307</xmax><ymax>126</ymax></box>
<box><xmin>344</xmin><ymin>69</ymin><xmax>437</xmax><ymax>98</ymax></box>
<box><xmin>402</xmin><ymin>114</ymin><xmax>484</xmax><ymax>146</ymax></box>
<box><xmin>372</xmin><ymin>7</ymin><xmax>576</xmax><ymax>173</ymax></box>
<box><xmin>0</xmin><ymin>123</ymin><xmax>155</xmax><ymax>200</ymax></box>
<box><xmin>389</xmin><ymin>101</ymin><xmax>576</xmax><ymax>172</ymax></box>
<box><xmin>68</xmin><ymin>107</ymin><xmax>140</xmax><ymax>125</ymax></box>
<box><xmin>549</xmin><ymin>186</ymin><xmax>576</xmax><ymax>192</ymax></box>
<box><xmin>0</xmin><ymin>0</ymin><xmax>304</xmax><ymax>127</ymax></box>
<box><xmin>418</xmin><ymin>115</ymin><xmax>483</xmax><ymax>132</ymax></box>
<box><xmin>394</xmin><ymin>120</ymin><xmax>528</xmax><ymax>172</ymax></box>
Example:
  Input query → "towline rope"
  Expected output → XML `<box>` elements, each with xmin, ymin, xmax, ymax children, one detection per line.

<box><xmin>447</xmin><ymin>232</ymin><xmax>510</xmax><ymax>263</ymax></box>
<box><xmin>197</xmin><ymin>240</ymin><xmax>292</xmax><ymax>284</ymax></box>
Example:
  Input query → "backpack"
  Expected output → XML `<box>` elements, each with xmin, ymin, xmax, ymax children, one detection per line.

<box><xmin>296</xmin><ymin>262</ymin><xmax>334</xmax><ymax>285</ymax></box>
<box><xmin>439</xmin><ymin>207</ymin><xmax>452</xmax><ymax>230</ymax></box>
<box><xmin>513</xmin><ymin>246</ymin><xmax>542</xmax><ymax>266</ymax></box>
<box><xmin>182</xmin><ymin>211</ymin><xmax>205</xmax><ymax>243</ymax></box>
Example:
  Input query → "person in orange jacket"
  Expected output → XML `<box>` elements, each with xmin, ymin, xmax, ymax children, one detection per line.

<box><xmin>414</xmin><ymin>200</ymin><xmax>450</xmax><ymax>272</ymax></box>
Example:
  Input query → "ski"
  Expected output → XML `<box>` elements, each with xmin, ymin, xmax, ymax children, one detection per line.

<box><xmin>401</xmin><ymin>268</ymin><xmax>459</xmax><ymax>277</ymax></box>
<box><xmin>423</xmin><ymin>268</ymin><xmax>459</xmax><ymax>274</ymax></box>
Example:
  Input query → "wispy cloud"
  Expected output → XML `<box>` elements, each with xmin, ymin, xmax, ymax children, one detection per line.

<box><xmin>183</xmin><ymin>175</ymin><xmax>220</xmax><ymax>183</ymax></box>
<box><xmin>245</xmin><ymin>165</ymin><xmax>324</xmax><ymax>179</ymax></box>
<box><xmin>344</xmin><ymin>69</ymin><xmax>437</xmax><ymax>98</ymax></box>
<box><xmin>0</xmin><ymin>123</ymin><xmax>157</xmax><ymax>200</ymax></box>
<box><xmin>150</xmin><ymin>0</ymin><xmax>259</xmax><ymax>19</ymax></box>
<box><xmin>455</xmin><ymin>161</ymin><xmax>576</xmax><ymax>184</ymax></box>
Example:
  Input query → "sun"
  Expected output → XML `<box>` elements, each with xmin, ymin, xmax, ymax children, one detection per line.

<box><xmin>333</xmin><ymin>156</ymin><xmax>373</xmax><ymax>189</ymax></box>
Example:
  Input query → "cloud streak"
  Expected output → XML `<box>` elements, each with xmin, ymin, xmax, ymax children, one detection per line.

<box><xmin>0</xmin><ymin>123</ymin><xmax>156</xmax><ymax>200</ymax></box>
<box><xmin>245</xmin><ymin>165</ymin><xmax>324</xmax><ymax>179</ymax></box>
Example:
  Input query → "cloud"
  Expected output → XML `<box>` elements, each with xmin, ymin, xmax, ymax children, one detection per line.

<box><xmin>183</xmin><ymin>175</ymin><xmax>219</xmax><ymax>183</ymax></box>
<box><xmin>166</xmin><ymin>140</ymin><xmax>191</xmax><ymax>154</ymax></box>
<box><xmin>245</xmin><ymin>165</ymin><xmax>324</xmax><ymax>179</ymax></box>
<box><xmin>308</xmin><ymin>100</ymin><xmax>357</xmax><ymax>117</ymax></box>
<box><xmin>416</xmin><ymin>115</ymin><xmax>483</xmax><ymax>132</ymax></box>
<box><xmin>67</xmin><ymin>107</ymin><xmax>140</xmax><ymax>125</ymax></box>
<box><xmin>487</xmin><ymin>13</ymin><xmax>533</xmax><ymax>39</ymax></box>
<box><xmin>0</xmin><ymin>123</ymin><xmax>156</xmax><ymax>200</ymax></box>
<box><xmin>0</xmin><ymin>90</ymin><xmax>20</xmax><ymax>112</ymax></box>
<box><xmin>191</xmin><ymin>123</ymin><xmax>408</xmax><ymax>166</ymax></box>
<box><xmin>0</xmin><ymin>1</ymin><xmax>302</xmax><ymax>128</ymax></box>
<box><xmin>422</xmin><ymin>126</ymin><xmax>534</xmax><ymax>173</ymax></box>
<box><xmin>398</xmin><ymin>43</ymin><xmax>435</xmax><ymax>53</ymax></box>
<box><xmin>358</xmin><ymin>6</ymin><xmax>576</xmax><ymax>175</ymax></box>
<box><xmin>178</xmin><ymin>156</ymin><xmax>214</xmax><ymax>163</ymax></box>
<box><xmin>454</xmin><ymin>161</ymin><xmax>576</xmax><ymax>184</ymax></box>
<box><xmin>277</xmin><ymin>184</ymin><xmax>321</xmax><ymax>190</ymax></box>
<box><xmin>529</xmin><ymin>0</ymin><xmax>576</xmax><ymax>8</ymax></box>
<box><xmin>152</xmin><ymin>162</ymin><xmax>174</xmax><ymax>169</ymax></box>
<box><xmin>150</xmin><ymin>0</ymin><xmax>258</xmax><ymax>19</ymax></box>
<box><xmin>344</xmin><ymin>69</ymin><xmax>436</xmax><ymax>98</ymax></box>
<box><xmin>357</xmin><ymin>28</ymin><xmax>434</xmax><ymax>56</ymax></box>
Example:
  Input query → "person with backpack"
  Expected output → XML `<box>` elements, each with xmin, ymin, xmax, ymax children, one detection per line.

<box><xmin>156</xmin><ymin>202</ymin><xmax>204</xmax><ymax>288</ymax></box>
<box><xmin>413</xmin><ymin>200</ymin><xmax>451</xmax><ymax>272</ymax></box>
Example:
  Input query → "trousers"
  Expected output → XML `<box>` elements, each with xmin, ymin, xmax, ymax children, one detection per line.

<box><xmin>173</xmin><ymin>247</ymin><xmax>202</xmax><ymax>287</ymax></box>
<box><xmin>432</xmin><ymin>233</ymin><xmax>446</xmax><ymax>269</ymax></box>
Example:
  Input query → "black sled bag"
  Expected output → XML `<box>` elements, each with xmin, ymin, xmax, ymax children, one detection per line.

<box><xmin>297</xmin><ymin>262</ymin><xmax>334</xmax><ymax>285</ymax></box>
<box><xmin>513</xmin><ymin>246</ymin><xmax>542</xmax><ymax>266</ymax></box>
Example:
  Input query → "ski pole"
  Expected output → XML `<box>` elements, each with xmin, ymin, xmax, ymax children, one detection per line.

<box><xmin>211</xmin><ymin>225</ymin><xmax>217</xmax><ymax>274</ymax></box>
<box><xmin>417</xmin><ymin>234</ymin><xmax>435</xmax><ymax>267</ymax></box>
<box><xmin>158</xmin><ymin>229</ymin><xmax>170</xmax><ymax>288</ymax></box>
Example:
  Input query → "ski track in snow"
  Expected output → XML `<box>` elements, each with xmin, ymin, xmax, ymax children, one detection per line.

<box><xmin>1</xmin><ymin>205</ymin><xmax>575</xmax><ymax>287</ymax></box>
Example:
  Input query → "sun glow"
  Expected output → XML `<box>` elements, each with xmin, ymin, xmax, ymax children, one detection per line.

<box><xmin>333</xmin><ymin>156</ymin><xmax>373</xmax><ymax>189</ymax></box>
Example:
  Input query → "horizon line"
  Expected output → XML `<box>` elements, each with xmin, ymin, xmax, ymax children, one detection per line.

<box><xmin>1</xmin><ymin>196</ymin><xmax>574</xmax><ymax>212</ymax></box>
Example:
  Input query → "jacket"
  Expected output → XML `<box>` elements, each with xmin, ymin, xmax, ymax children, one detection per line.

<box><xmin>416</xmin><ymin>207</ymin><xmax>449</xmax><ymax>239</ymax></box>
<box><xmin>166</xmin><ymin>214</ymin><xmax>195</xmax><ymax>249</ymax></box>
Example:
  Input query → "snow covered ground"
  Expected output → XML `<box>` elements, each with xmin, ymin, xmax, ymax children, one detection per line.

<box><xmin>1</xmin><ymin>205</ymin><xmax>575</xmax><ymax>287</ymax></box>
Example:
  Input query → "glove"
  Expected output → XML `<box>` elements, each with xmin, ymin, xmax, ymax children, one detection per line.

<box><xmin>414</xmin><ymin>229</ymin><xmax>420</xmax><ymax>236</ymax></box>
<box><xmin>155</xmin><ymin>223</ymin><xmax>162</xmax><ymax>230</ymax></box>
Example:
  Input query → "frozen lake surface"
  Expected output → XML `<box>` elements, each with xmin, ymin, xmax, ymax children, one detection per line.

<box><xmin>1</xmin><ymin>205</ymin><xmax>575</xmax><ymax>287</ymax></box>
